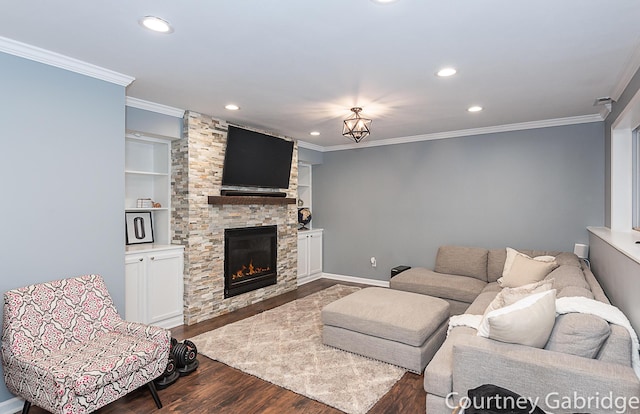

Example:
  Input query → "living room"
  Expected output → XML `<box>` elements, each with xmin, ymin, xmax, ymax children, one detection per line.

<box><xmin>1</xmin><ymin>2</ymin><xmax>640</xmax><ymax>413</ymax></box>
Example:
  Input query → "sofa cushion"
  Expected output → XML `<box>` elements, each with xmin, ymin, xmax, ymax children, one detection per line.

<box><xmin>481</xmin><ymin>282</ymin><xmax>502</xmax><ymax>294</ymax></box>
<box><xmin>557</xmin><ymin>286</ymin><xmax>594</xmax><ymax>299</ymax></box>
<box><xmin>477</xmin><ymin>289</ymin><xmax>557</xmax><ymax>348</ymax></box>
<box><xmin>487</xmin><ymin>249</ymin><xmax>508</xmax><ymax>283</ymax></box>
<box><xmin>434</xmin><ymin>246</ymin><xmax>488</xmax><ymax>281</ymax></box>
<box><xmin>545</xmin><ymin>313</ymin><xmax>611</xmax><ymax>358</ymax></box>
<box><xmin>554</xmin><ymin>252</ymin><xmax>582</xmax><ymax>268</ymax></box>
<box><xmin>545</xmin><ymin>265</ymin><xmax>590</xmax><ymax>291</ymax></box>
<box><xmin>424</xmin><ymin>326</ymin><xmax>477</xmax><ymax>398</ymax></box>
<box><xmin>498</xmin><ymin>254</ymin><xmax>558</xmax><ymax>288</ymax></box>
<box><xmin>597</xmin><ymin>325</ymin><xmax>633</xmax><ymax>366</ymax></box>
<box><xmin>465</xmin><ymin>291</ymin><xmax>499</xmax><ymax>316</ymax></box>
<box><xmin>390</xmin><ymin>267</ymin><xmax>487</xmax><ymax>304</ymax></box>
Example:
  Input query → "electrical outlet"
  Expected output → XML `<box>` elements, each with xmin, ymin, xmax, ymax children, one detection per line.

<box><xmin>370</xmin><ymin>257</ymin><xmax>377</xmax><ymax>268</ymax></box>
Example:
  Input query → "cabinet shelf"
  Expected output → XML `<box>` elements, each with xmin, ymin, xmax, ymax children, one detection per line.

<box><xmin>125</xmin><ymin>134</ymin><xmax>172</xmax><ymax>245</ymax></box>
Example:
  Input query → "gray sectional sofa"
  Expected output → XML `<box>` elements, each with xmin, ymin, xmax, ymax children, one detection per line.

<box><xmin>390</xmin><ymin>245</ymin><xmax>640</xmax><ymax>414</ymax></box>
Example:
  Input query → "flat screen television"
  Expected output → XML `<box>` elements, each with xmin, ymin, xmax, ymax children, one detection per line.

<box><xmin>221</xmin><ymin>125</ymin><xmax>294</xmax><ymax>189</ymax></box>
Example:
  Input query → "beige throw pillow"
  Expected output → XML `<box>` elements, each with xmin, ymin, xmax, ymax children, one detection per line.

<box><xmin>502</xmin><ymin>247</ymin><xmax>556</xmax><ymax>277</ymax></box>
<box><xmin>477</xmin><ymin>289</ymin><xmax>557</xmax><ymax>348</ymax></box>
<box><xmin>498</xmin><ymin>254</ymin><xmax>558</xmax><ymax>288</ymax></box>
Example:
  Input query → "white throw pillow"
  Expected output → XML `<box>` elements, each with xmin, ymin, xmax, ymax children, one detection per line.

<box><xmin>498</xmin><ymin>254</ymin><xmax>558</xmax><ymax>288</ymax></box>
<box><xmin>502</xmin><ymin>247</ymin><xmax>556</xmax><ymax>277</ymax></box>
<box><xmin>477</xmin><ymin>289</ymin><xmax>557</xmax><ymax>348</ymax></box>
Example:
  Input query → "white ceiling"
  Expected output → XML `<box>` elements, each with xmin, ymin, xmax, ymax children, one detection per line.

<box><xmin>1</xmin><ymin>1</ymin><xmax>640</xmax><ymax>148</ymax></box>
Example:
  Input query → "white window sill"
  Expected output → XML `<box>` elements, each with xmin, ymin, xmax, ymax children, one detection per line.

<box><xmin>587</xmin><ymin>226</ymin><xmax>640</xmax><ymax>265</ymax></box>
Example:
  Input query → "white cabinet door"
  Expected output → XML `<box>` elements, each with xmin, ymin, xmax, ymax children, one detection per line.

<box><xmin>298</xmin><ymin>230</ymin><xmax>323</xmax><ymax>284</ymax></box>
<box><xmin>124</xmin><ymin>254</ymin><xmax>145</xmax><ymax>323</ymax></box>
<box><xmin>146</xmin><ymin>250</ymin><xmax>184</xmax><ymax>325</ymax></box>
<box><xmin>308</xmin><ymin>232</ymin><xmax>323</xmax><ymax>275</ymax></box>
<box><xmin>125</xmin><ymin>246</ymin><xmax>184</xmax><ymax>328</ymax></box>
<box><xmin>298</xmin><ymin>234</ymin><xmax>309</xmax><ymax>278</ymax></box>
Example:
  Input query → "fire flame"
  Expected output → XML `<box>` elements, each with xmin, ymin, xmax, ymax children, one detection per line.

<box><xmin>232</xmin><ymin>259</ymin><xmax>270</xmax><ymax>280</ymax></box>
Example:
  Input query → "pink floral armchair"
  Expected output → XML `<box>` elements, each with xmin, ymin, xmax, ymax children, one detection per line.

<box><xmin>1</xmin><ymin>274</ymin><xmax>171</xmax><ymax>414</ymax></box>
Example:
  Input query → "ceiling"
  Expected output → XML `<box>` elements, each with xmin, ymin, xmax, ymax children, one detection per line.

<box><xmin>1</xmin><ymin>1</ymin><xmax>640</xmax><ymax>149</ymax></box>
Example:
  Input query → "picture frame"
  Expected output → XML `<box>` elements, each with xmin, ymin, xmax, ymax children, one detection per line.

<box><xmin>125</xmin><ymin>212</ymin><xmax>154</xmax><ymax>245</ymax></box>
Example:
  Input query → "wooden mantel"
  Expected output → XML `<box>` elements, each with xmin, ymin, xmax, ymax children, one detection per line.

<box><xmin>208</xmin><ymin>195</ymin><xmax>297</xmax><ymax>206</ymax></box>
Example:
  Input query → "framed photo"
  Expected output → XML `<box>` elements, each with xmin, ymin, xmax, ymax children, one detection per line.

<box><xmin>125</xmin><ymin>212</ymin><xmax>154</xmax><ymax>245</ymax></box>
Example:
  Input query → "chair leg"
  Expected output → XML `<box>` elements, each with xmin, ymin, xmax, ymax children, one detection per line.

<box><xmin>22</xmin><ymin>400</ymin><xmax>31</xmax><ymax>414</ymax></box>
<box><xmin>147</xmin><ymin>381</ymin><xmax>163</xmax><ymax>409</ymax></box>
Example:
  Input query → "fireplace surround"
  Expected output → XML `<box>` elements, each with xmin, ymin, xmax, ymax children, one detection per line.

<box><xmin>172</xmin><ymin>111</ymin><xmax>298</xmax><ymax>325</ymax></box>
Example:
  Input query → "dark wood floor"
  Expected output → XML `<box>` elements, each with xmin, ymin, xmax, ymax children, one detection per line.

<box><xmin>28</xmin><ymin>279</ymin><xmax>426</xmax><ymax>414</ymax></box>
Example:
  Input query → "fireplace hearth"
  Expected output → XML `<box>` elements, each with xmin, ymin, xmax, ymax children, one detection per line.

<box><xmin>224</xmin><ymin>225</ymin><xmax>277</xmax><ymax>298</ymax></box>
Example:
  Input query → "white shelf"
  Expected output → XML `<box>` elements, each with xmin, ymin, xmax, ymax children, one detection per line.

<box><xmin>125</xmin><ymin>134</ymin><xmax>172</xmax><ymax>245</ymax></box>
<box><xmin>297</xmin><ymin>162</ymin><xmax>313</xmax><ymax>227</ymax></box>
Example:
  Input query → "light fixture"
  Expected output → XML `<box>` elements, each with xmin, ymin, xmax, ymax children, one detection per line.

<box><xmin>139</xmin><ymin>16</ymin><xmax>173</xmax><ymax>33</ymax></box>
<box><xmin>342</xmin><ymin>107</ymin><xmax>372</xmax><ymax>143</ymax></box>
<box><xmin>370</xmin><ymin>0</ymin><xmax>399</xmax><ymax>3</ymax></box>
<box><xmin>468</xmin><ymin>106</ymin><xmax>483</xmax><ymax>112</ymax></box>
<box><xmin>225</xmin><ymin>104</ymin><xmax>240</xmax><ymax>111</ymax></box>
<box><xmin>309</xmin><ymin>131</ymin><xmax>321</xmax><ymax>136</ymax></box>
<box><xmin>436</xmin><ymin>67</ymin><xmax>457</xmax><ymax>77</ymax></box>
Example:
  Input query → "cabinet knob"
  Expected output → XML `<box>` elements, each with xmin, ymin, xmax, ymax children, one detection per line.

<box><xmin>138</xmin><ymin>258</ymin><xmax>143</xmax><ymax>262</ymax></box>
<box><xmin>150</xmin><ymin>256</ymin><xmax>155</xmax><ymax>260</ymax></box>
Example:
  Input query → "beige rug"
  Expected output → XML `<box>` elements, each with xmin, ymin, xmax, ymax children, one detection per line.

<box><xmin>189</xmin><ymin>285</ymin><xmax>406</xmax><ymax>414</ymax></box>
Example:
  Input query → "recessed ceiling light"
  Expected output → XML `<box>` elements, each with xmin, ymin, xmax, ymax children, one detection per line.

<box><xmin>436</xmin><ymin>67</ymin><xmax>457</xmax><ymax>77</ymax></box>
<box><xmin>468</xmin><ymin>106</ymin><xmax>483</xmax><ymax>112</ymax></box>
<box><xmin>370</xmin><ymin>0</ymin><xmax>398</xmax><ymax>3</ymax></box>
<box><xmin>139</xmin><ymin>16</ymin><xmax>173</xmax><ymax>33</ymax></box>
<box><xmin>309</xmin><ymin>131</ymin><xmax>320</xmax><ymax>136</ymax></box>
<box><xmin>225</xmin><ymin>104</ymin><xmax>240</xmax><ymax>111</ymax></box>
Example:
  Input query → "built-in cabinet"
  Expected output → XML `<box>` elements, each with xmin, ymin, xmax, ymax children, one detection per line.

<box><xmin>125</xmin><ymin>132</ymin><xmax>184</xmax><ymax>328</ymax></box>
<box><xmin>298</xmin><ymin>229</ymin><xmax>323</xmax><ymax>284</ymax></box>
<box><xmin>297</xmin><ymin>162</ymin><xmax>322</xmax><ymax>284</ymax></box>
<box><xmin>125</xmin><ymin>245</ymin><xmax>184</xmax><ymax>328</ymax></box>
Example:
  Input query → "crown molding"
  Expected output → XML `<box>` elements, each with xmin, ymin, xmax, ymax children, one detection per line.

<box><xmin>125</xmin><ymin>97</ymin><xmax>185</xmax><ymax>118</ymax></box>
<box><xmin>297</xmin><ymin>140</ymin><xmax>326</xmax><ymax>152</ymax></box>
<box><xmin>0</xmin><ymin>36</ymin><xmax>134</xmax><ymax>86</ymax></box>
<box><xmin>321</xmin><ymin>114</ymin><xmax>604</xmax><ymax>152</ymax></box>
<box><xmin>611</xmin><ymin>42</ymin><xmax>640</xmax><ymax>102</ymax></box>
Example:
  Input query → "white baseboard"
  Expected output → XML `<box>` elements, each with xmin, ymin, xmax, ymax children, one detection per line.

<box><xmin>297</xmin><ymin>272</ymin><xmax>324</xmax><ymax>286</ymax></box>
<box><xmin>319</xmin><ymin>272</ymin><xmax>390</xmax><ymax>288</ymax></box>
<box><xmin>0</xmin><ymin>396</ymin><xmax>24</xmax><ymax>414</ymax></box>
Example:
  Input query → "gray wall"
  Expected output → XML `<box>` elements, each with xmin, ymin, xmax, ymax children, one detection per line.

<box><xmin>313</xmin><ymin>122</ymin><xmax>605</xmax><ymax>280</ymax></box>
<box><xmin>0</xmin><ymin>52</ymin><xmax>125</xmax><ymax>403</ymax></box>
<box><xmin>126</xmin><ymin>106</ymin><xmax>182</xmax><ymax>139</ymax></box>
<box><xmin>299</xmin><ymin>147</ymin><xmax>324</xmax><ymax>165</ymax></box>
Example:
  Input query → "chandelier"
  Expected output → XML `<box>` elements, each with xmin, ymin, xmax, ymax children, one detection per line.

<box><xmin>342</xmin><ymin>107</ymin><xmax>372</xmax><ymax>143</ymax></box>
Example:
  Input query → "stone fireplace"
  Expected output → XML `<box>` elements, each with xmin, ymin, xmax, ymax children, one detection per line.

<box><xmin>172</xmin><ymin>111</ymin><xmax>298</xmax><ymax>325</ymax></box>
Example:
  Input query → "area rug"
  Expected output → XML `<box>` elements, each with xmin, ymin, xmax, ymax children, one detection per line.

<box><xmin>189</xmin><ymin>285</ymin><xmax>407</xmax><ymax>414</ymax></box>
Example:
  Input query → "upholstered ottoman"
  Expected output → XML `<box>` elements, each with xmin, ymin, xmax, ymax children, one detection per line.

<box><xmin>321</xmin><ymin>287</ymin><xmax>450</xmax><ymax>373</ymax></box>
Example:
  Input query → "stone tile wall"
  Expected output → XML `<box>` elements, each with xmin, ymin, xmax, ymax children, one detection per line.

<box><xmin>172</xmin><ymin>111</ymin><xmax>298</xmax><ymax>325</ymax></box>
